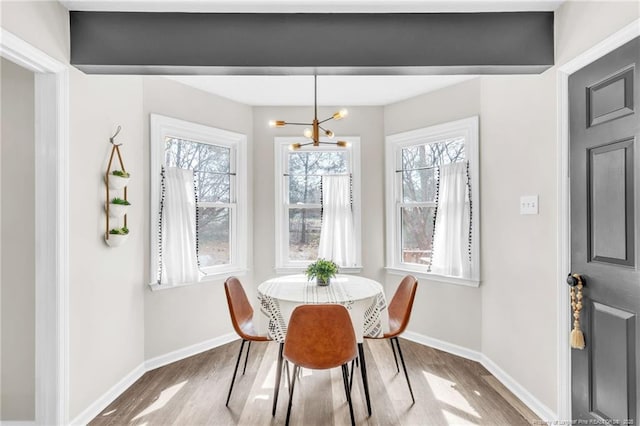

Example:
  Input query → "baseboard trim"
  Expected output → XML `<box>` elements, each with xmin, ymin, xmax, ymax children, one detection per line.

<box><xmin>402</xmin><ymin>330</ymin><xmax>556</xmax><ymax>421</ymax></box>
<box><xmin>402</xmin><ymin>331</ymin><xmax>483</xmax><ymax>362</ymax></box>
<box><xmin>69</xmin><ymin>362</ymin><xmax>145</xmax><ymax>426</ymax></box>
<box><xmin>145</xmin><ymin>333</ymin><xmax>238</xmax><ymax>371</ymax></box>
<box><xmin>480</xmin><ymin>354</ymin><xmax>556</xmax><ymax>422</ymax></box>
<box><xmin>70</xmin><ymin>333</ymin><xmax>237</xmax><ymax>425</ymax></box>
<box><xmin>0</xmin><ymin>421</ymin><xmax>36</xmax><ymax>426</ymax></box>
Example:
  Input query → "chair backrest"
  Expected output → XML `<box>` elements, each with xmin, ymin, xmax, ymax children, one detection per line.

<box><xmin>283</xmin><ymin>304</ymin><xmax>357</xmax><ymax>370</ymax></box>
<box><xmin>224</xmin><ymin>277</ymin><xmax>254</xmax><ymax>338</ymax></box>
<box><xmin>388</xmin><ymin>275</ymin><xmax>418</xmax><ymax>336</ymax></box>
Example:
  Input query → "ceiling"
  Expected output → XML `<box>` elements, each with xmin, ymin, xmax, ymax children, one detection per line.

<box><xmin>166</xmin><ymin>75</ymin><xmax>479</xmax><ymax>106</ymax></box>
<box><xmin>61</xmin><ymin>0</ymin><xmax>563</xmax><ymax>106</ymax></box>
<box><xmin>60</xmin><ymin>0</ymin><xmax>564</xmax><ymax>13</ymax></box>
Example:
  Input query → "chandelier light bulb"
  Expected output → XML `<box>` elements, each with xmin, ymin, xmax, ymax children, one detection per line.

<box><xmin>336</xmin><ymin>141</ymin><xmax>350</xmax><ymax>148</ymax></box>
<box><xmin>303</xmin><ymin>128</ymin><xmax>313</xmax><ymax>138</ymax></box>
<box><xmin>333</xmin><ymin>109</ymin><xmax>348</xmax><ymax>120</ymax></box>
<box><xmin>325</xmin><ymin>130</ymin><xmax>335</xmax><ymax>138</ymax></box>
<box><xmin>269</xmin><ymin>120</ymin><xmax>286</xmax><ymax>128</ymax></box>
<box><xmin>289</xmin><ymin>143</ymin><xmax>302</xmax><ymax>151</ymax></box>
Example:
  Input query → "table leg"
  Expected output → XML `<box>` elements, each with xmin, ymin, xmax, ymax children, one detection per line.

<box><xmin>272</xmin><ymin>342</ymin><xmax>284</xmax><ymax>416</ymax></box>
<box><xmin>358</xmin><ymin>342</ymin><xmax>372</xmax><ymax>417</ymax></box>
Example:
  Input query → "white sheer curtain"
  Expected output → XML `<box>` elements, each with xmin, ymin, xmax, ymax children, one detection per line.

<box><xmin>160</xmin><ymin>167</ymin><xmax>200</xmax><ymax>285</ymax></box>
<box><xmin>431</xmin><ymin>161</ymin><xmax>471</xmax><ymax>279</ymax></box>
<box><xmin>318</xmin><ymin>175</ymin><xmax>357</xmax><ymax>267</ymax></box>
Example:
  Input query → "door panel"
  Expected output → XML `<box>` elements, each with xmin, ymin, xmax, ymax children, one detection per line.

<box><xmin>587</xmin><ymin>66</ymin><xmax>635</xmax><ymax>127</ymax></box>
<box><xmin>590</xmin><ymin>301</ymin><xmax>636</xmax><ymax>421</ymax></box>
<box><xmin>569</xmin><ymin>36</ymin><xmax>639</xmax><ymax>423</ymax></box>
<box><xmin>588</xmin><ymin>139</ymin><xmax>634</xmax><ymax>265</ymax></box>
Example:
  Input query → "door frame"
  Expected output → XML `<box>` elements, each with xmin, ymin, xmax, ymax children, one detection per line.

<box><xmin>556</xmin><ymin>18</ymin><xmax>640</xmax><ymax>422</ymax></box>
<box><xmin>0</xmin><ymin>29</ymin><xmax>69</xmax><ymax>424</ymax></box>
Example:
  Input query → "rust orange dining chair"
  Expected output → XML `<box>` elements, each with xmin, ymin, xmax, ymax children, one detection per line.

<box><xmin>224</xmin><ymin>276</ymin><xmax>270</xmax><ymax>406</ymax></box>
<box><xmin>367</xmin><ymin>274</ymin><xmax>418</xmax><ymax>403</ymax></box>
<box><xmin>282</xmin><ymin>304</ymin><xmax>358</xmax><ymax>426</ymax></box>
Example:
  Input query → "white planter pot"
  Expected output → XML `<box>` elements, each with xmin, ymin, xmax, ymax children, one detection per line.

<box><xmin>105</xmin><ymin>233</ymin><xmax>129</xmax><ymax>247</ymax></box>
<box><xmin>107</xmin><ymin>174</ymin><xmax>130</xmax><ymax>190</ymax></box>
<box><xmin>107</xmin><ymin>203</ymin><xmax>130</xmax><ymax>218</ymax></box>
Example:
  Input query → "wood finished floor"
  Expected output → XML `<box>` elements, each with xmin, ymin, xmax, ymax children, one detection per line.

<box><xmin>89</xmin><ymin>338</ymin><xmax>540</xmax><ymax>425</ymax></box>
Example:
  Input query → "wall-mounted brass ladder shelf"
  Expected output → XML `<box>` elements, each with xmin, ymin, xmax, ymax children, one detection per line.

<box><xmin>104</xmin><ymin>126</ymin><xmax>131</xmax><ymax>247</ymax></box>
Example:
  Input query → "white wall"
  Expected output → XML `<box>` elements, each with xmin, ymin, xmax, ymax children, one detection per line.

<box><xmin>479</xmin><ymin>0</ymin><xmax>639</xmax><ymax>415</ymax></box>
<box><xmin>0</xmin><ymin>1</ymin><xmax>69</xmax><ymax>64</ymax></box>
<box><xmin>556</xmin><ymin>0</ymin><xmax>640</xmax><ymax>65</ymax></box>
<box><xmin>68</xmin><ymin>69</ymin><xmax>146</xmax><ymax>418</ymax></box>
<box><xmin>2</xmin><ymin>1</ymin><xmax>148</xmax><ymax>420</ymax></box>
<box><xmin>142</xmin><ymin>77</ymin><xmax>254</xmax><ymax>359</ymax></box>
<box><xmin>384</xmin><ymin>78</ymin><xmax>483</xmax><ymax>351</ymax></box>
<box><xmin>479</xmin><ymin>72</ymin><xmax>558</xmax><ymax>411</ymax></box>
<box><xmin>252</xmin><ymin>106</ymin><xmax>385</xmax><ymax>291</ymax></box>
<box><xmin>0</xmin><ymin>57</ymin><xmax>36</xmax><ymax>421</ymax></box>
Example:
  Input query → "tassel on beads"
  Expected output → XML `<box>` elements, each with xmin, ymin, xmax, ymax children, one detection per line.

<box><xmin>570</xmin><ymin>280</ymin><xmax>585</xmax><ymax>350</ymax></box>
<box><xmin>571</xmin><ymin>327</ymin><xmax>585</xmax><ymax>350</ymax></box>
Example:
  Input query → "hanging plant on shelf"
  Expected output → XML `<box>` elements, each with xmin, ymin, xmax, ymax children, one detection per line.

<box><xmin>108</xmin><ymin>197</ymin><xmax>131</xmax><ymax>218</ymax></box>
<box><xmin>104</xmin><ymin>125</ymin><xmax>131</xmax><ymax>247</ymax></box>
<box><xmin>108</xmin><ymin>169</ymin><xmax>131</xmax><ymax>190</ymax></box>
<box><xmin>106</xmin><ymin>226</ymin><xmax>129</xmax><ymax>247</ymax></box>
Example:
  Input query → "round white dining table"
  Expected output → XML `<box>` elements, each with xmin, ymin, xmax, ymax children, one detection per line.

<box><xmin>257</xmin><ymin>273</ymin><xmax>388</xmax><ymax>417</ymax></box>
<box><xmin>256</xmin><ymin>274</ymin><xmax>389</xmax><ymax>343</ymax></box>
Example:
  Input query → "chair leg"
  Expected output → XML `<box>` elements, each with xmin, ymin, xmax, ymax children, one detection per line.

<box><xmin>357</xmin><ymin>343</ymin><xmax>372</xmax><ymax>417</ymax></box>
<box><xmin>272</xmin><ymin>343</ymin><xmax>284</xmax><ymax>416</ymax></box>
<box><xmin>284</xmin><ymin>360</ymin><xmax>291</xmax><ymax>389</ymax></box>
<box><xmin>349</xmin><ymin>359</ymin><xmax>355</xmax><ymax>391</ymax></box>
<box><xmin>342</xmin><ymin>364</ymin><xmax>356</xmax><ymax>426</ymax></box>
<box><xmin>285</xmin><ymin>365</ymin><xmax>299</xmax><ymax>426</ymax></box>
<box><xmin>242</xmin><ymin>341</ymin><xmax>252</xmax><ymax>375</ymax></box>
<box><xmin>394</xmin><ymin>337</ymin><xmax>415</xmax><ymax>404</ymax></box>
<box><xmin>226</xmin><ymin>339</ymin><xmax>246</xmax><ymax>407</ymax></box>
<box><xmin>390</xmin><ymin>338</ymin><xmax>400</xmax><ymax>373</ymax></box>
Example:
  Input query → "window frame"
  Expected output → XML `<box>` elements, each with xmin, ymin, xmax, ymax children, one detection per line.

<box><xmin>274</xmin><ymin>137</ymin><xmax>362</xmax><ymax>273</ymax></box>
<box><xmin>149</xmin><ymin>114</ymin><xmax>248</xmax><ymax>289</ymax></box>
<box><xmin>385</xmin><ymin>116</ymin><xmax>480</xmax><ymax>287</ymax></box>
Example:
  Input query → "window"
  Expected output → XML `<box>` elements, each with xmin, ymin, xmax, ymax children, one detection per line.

<box><xmin>150</xmin><ymin>114</ymin><xmax>247</xmax><ymax>288</ymax></box>
<box><xmin>274</xmin><ymin>137</ymin><xmax>361</xmax><ymax>272</ymax></box>
<box><xmin>385</xmin><ymin>116</ymin><xmax>479</xmax><ymax>286</ymax></box>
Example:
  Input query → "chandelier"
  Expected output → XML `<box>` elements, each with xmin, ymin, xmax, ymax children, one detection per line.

<box><xmin>268</xmin><ymin>75</ymin><xmax>349</xmax><ymax>150</ymax></box>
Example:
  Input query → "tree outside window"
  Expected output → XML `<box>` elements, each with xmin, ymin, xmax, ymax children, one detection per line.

<box><xmin>275</xmin><ymin>137</ymin><xmax>362</xmax><ymax>272</ymax></box>
<box><xmin>165</xmin><ymin>137</ymin><xmax>235</xmax><ymax>268</ymax></box>
<box><xmin>286</xmin><ymin>151</ymin><xmax>347</xmax><ymax>261</ymax></box>
<box><xmin>150</xmin><ymin>114</ymin><xmax>247</xmax><ymax>287</ymax></box>
<box><xmin>386</xmin><ymin>116</ymin><xmax>479</xmax><ymax>286</ymax></box>
<box><xmin>399</xmin><ymin>137</ymin><xmax>465</xmax><ymax>268</ymax></box>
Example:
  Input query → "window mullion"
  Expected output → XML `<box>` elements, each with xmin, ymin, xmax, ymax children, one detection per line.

<box><xmin>398</xmin><ymin>202</ymin><xmax>436</xmax><ymax>208</ymax></box>
<box><xmin>285</xmin><ymin>203</ymin><xmax>321</xmax><ymax>209</ymax></box>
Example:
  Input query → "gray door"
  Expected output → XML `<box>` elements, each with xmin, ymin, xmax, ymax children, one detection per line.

<box><xmin>569</xmin><ymin>36</ymin><xmax>639</xmax><ymax>423</ymax></box>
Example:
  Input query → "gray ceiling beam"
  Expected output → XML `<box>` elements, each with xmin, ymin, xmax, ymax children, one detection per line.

<box><xmin>70</xmin><ymin>12</ymin><xmax>554</xmax><ymax>75</ymax></box>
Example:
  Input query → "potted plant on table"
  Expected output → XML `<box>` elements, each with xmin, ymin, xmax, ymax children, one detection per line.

<box><xmin>305</xmin><ymin>259</ymin><xmax>339</xmax><ymax>286</ymax></box>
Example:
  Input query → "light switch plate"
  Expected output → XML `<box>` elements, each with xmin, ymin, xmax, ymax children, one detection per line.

<box><xmin>520</xmin><ymin>195</ymin><xmax>539</xmax><ymax>215</ymax></box>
